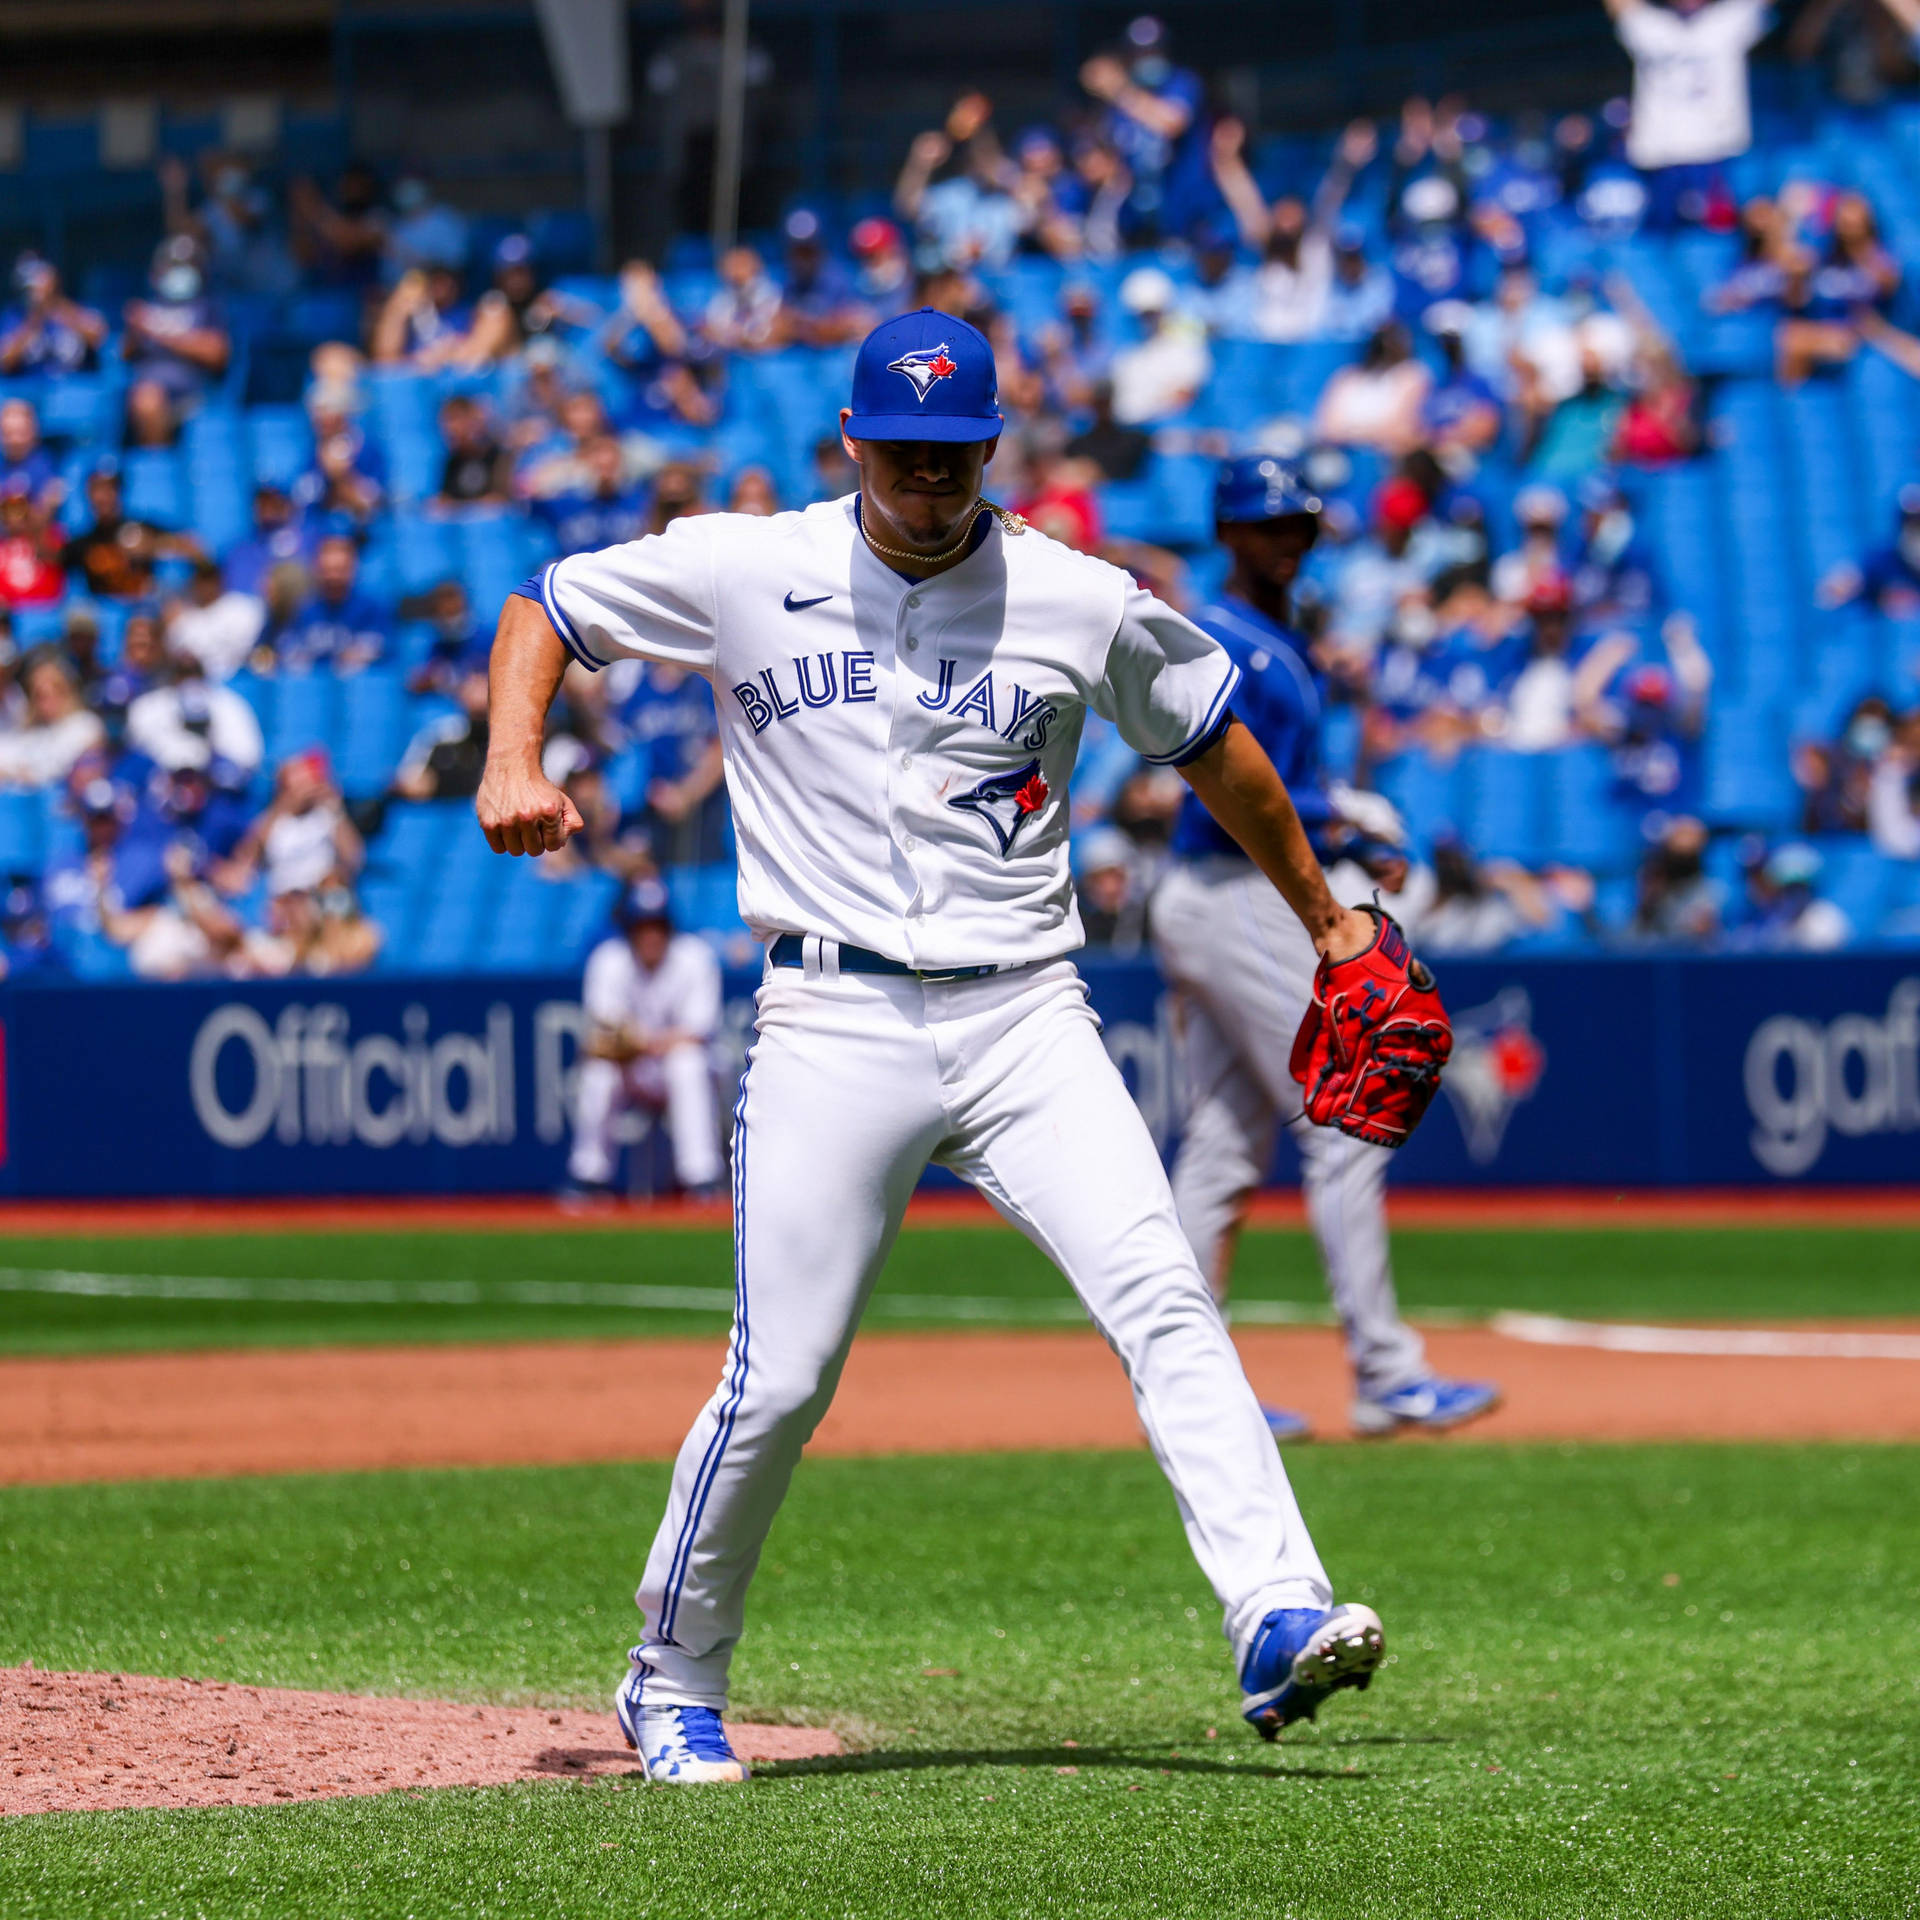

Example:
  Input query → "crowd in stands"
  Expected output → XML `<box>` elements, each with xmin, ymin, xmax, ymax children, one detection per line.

<box><xmin>3</xmin><ymin>2</ymin><xmax>1920</xmax><ymax>981</ymax></box>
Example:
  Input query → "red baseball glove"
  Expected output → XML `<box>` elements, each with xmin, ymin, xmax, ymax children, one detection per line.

<box><xmin>1289</xmin><ymin>906</ymin><xmax>1452</xmax><ymax>1148</ymax></box>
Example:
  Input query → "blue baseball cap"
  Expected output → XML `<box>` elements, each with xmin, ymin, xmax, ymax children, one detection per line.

<box><xmin>616</xmin><ymin>876</ymin><xmax>673</xmax><ymax>929</ymax></box>
<box><xmin>1215</xmin><ymin>455</ymin><xmax>1323</xmax><ymax>525</ymax></box>
<box><xmin>845</xmin><ymin>308</ymin><xmax>1003</xmax><ymax>444</ymax></box>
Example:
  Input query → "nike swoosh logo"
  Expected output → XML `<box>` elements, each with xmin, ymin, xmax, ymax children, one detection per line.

<box><xmin>783</xmin><ymin>591</ymin><xmax>832</xmax><ymax>612</ymax></box>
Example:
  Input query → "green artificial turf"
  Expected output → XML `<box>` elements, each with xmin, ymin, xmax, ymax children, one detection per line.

<box><xmin>0</xmin><ymin>1224</ymin><xmax>1912</xmax><ymax>1356</ymax></box>
<box><xmin>1</xmin><ymin>1446</ymin><xmax>1916</xmax><ymax>1917</ymax></box>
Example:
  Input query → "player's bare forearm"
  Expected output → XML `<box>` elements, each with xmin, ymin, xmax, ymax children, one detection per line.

<box><xmin>475</xmin><ymin>596</ymin><xmax>586</xmax><ymax>856</ymax></box>
<box><xmin>1180</xmin><ymin>719</ymin><xmax>1373</xmax><ymax>961</ymax></box>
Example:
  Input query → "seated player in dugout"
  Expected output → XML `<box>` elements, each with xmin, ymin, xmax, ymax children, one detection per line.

<box><xmin>476</xmin><ymin>307</ymin><xmax>1453</xmax><ymax>1784</ymax></box>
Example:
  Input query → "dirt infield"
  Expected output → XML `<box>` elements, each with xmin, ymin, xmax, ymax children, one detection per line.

<box><xmin>4</xmin><ymin>1187</ymin><xmax>1919</xmax><ymax>1236</ymax></box>
<box><xmin>3</xmin><ymin>1320</ymin><xmax>1918</xmax><ymax>1487</ymax></box>
<box><xmin>0</xmin><ymin>1665</ymin><xmax>838</xmax><ymax>1815</ymax></box>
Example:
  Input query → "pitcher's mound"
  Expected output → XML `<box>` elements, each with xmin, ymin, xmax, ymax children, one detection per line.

<box><xmin>2</xmin><ymin>1665</ymin><xmax>842</xmax><ymax>1815</ymax></box>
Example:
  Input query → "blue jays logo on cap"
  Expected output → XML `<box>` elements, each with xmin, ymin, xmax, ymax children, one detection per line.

<box><xmin>888</xmin><ymin>343</ymin><xmax>960</xmax><ymax>401</ymax></box>
<box><xmin>847</xmin><ymin>308</ymin><xmax>1002</xmax><ymax>444</ymax></box>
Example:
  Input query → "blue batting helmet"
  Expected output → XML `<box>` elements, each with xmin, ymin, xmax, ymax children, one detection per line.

<box><xmin>1214</xmin><ymin>455</ymin><xmax>1323</xmax><ymax>525</ymax></box>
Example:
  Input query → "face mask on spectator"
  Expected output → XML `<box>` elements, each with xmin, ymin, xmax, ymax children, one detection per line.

<box><xmin>1898</xmin><ymin>525</ymin><xmax>1920</xmax><ymax>572</ymax></box>
<box><xmin>1845</xmin><ymin>715</ymin><xmax>1892</xmax><ymax>760</ymax></box>
<box><xmin>156</xmin><ymin>265</ymin><xmax>202</xmax><ymax>302</ymax></box>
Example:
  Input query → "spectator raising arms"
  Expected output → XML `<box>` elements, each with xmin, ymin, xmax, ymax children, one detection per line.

<box><xmin>1604</xmin><ymin>0</ymin><xmax>1768</xmax><ymax>227</ymax></box>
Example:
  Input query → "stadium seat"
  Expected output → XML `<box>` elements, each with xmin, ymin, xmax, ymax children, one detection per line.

<box><xmin>1546</xmin><ymin>745</ymin><xmax>1641</xmax><ymax>871</ymax></box>
<box><xmin>0</xmin><ymin>790</ymin><xmax>49</xmax><ymax>871</ymax></box>
<box><xmin>1462</xmin><ymin>749</ymin><xmax>1549</xmax><ymax>866</ymax></box>
<box><xmin>335</xmin><ymin>669</ymin><xmax>410</xmax><ymax>798</ymax></box>
<box><xmin>121</xmin><ymin>448</ymin><xmax>186</xmax><ymax>528</ymax></box>
<box><xmin>247</xmin><ymin>405</ymin><xmax>313</xmax><ymax>489</ymax></box>
<box><xmin>37</xmin><ymin>376</ymin><xmax>123</xmax><ymax>447</ymax></box>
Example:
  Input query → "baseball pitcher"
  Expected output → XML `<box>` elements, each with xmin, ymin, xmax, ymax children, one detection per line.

<box><xmin>477</xmin><ymin>310</ymin><xmax>1449</xmax><ymax>1784</ymax></box>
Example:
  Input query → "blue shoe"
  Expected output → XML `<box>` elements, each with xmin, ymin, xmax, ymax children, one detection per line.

<box><xmin>614</xmin><ymin>1652</ymin><xmax>749</xmax><ymax>1784</ymax></box>
<box><xmin>1260</xmin><ymin>1403</ymin><xmax>1313</xmax><ymax>1442</ymax></box>
<box><xmin>1351</xmin><ymin>1376</ymin><xmax>1500</xmax><ymax>1437</ymax></box>
<box><xmin>1240</xmin><ymin>1603</ymin><xmax>1386</xmax><ymax>1739</ymax></box>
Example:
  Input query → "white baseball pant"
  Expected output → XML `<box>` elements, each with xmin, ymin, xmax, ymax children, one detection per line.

<box><xmin>629</xmin><ymin>953</ymin><xmax>1334</xmax><ymax>1708</ymax></box>
<box><xmin>1151</xmin><ymin>858</ymin><xmax>1428</xmax><ymax>1397</ymax></box>
<box><xmin>568</xmin><ymin>1046</ymin><xmax>724</xmax><ymax>1191</ymax></box>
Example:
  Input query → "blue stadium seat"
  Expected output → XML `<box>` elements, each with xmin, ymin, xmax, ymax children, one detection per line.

<box><xmin>1546</xmin><ymin>745</ymin><xmax>1640</xmax><ymax>871</ymax></box>
<box><xmin>1373</xmin><ymin>753</ymin><xmax>1466</xmax><ymax>844</ymax></box>
<box><xmin>121</xmin><ymin>448</ymin><xmax>187</xmax><ymax>528</ymax></box>
<box><xmin>1702</xmin><ymin>705</ymin><xmax>1794</xmax><ymax>829</ymax></box>
<box><xmin>0</xmin><ymin>790</ymin><xmax>49</xmax><ymax>872</ymax></box>
<box><xmin>1822</xmin><ymin>842</ymin><xmax>1895</xmax><ymax>933</ymax></box>
<box><xmin>267</xmin><ymin>674</ymin><xmax>342</xmax><ymax>766</ymax></box>
<box><xmin>1462</xmin><ymin>749</ymin><xmax>1549</xmax><ymax>866</ymax></box>
<box><xmin>248</xmin><ymin>405</ymin><xmax>312</xmax><ymax>489</ymax></box>
<box><xmin>37</xmin><ymin>377</ymin><xmax>123</xmax><ymax>447</ymax></box>
<box><xmin>335</xmin><ymin>669</ymin><xmax>410</xmax><ymax>798</ymax></box>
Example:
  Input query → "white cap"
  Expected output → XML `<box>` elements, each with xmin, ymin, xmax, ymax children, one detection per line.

<box><xmin>1119</xmin><ymin>266</ymin><xmax>1177</xmax><ymax>314</ymax></box>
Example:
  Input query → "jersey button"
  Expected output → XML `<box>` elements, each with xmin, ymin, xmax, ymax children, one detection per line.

<box><xmin>902</xmin><ymin>834</ymin><xmax>917</xmax><ymax>851</ymax></box>
<box><xmin>899</xmin><ymin>752</ymin><xmax>913</xmax><ymax>769</ymax></box>
<box><xmin>907</xmin><ymin>593</ymin><xmax>922</xmax><ymax>609</ymax></box>
<box><xmin>904</xmin><ymin>635</ymin><xmax>919</xmax><ymax>650</ymax></box>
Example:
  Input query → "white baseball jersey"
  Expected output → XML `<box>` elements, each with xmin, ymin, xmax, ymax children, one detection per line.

<box><xmin>533</xmin><ymin>496</ymin><xmax>1239</xmax><ymax>970</ymax></box>
<box><xmin>581</xmin><ymin>930</ymin><xmax>722</xmax><ymax>1042</ymax></box>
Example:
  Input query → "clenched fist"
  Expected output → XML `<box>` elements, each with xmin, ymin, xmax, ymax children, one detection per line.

<box><xmin>476</xmin><ymin>762</ymin><xmax>585</xmax><ymax>857</ymax></box>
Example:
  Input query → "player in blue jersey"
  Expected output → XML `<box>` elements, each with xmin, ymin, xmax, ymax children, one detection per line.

<box><xmin>1150</xmin><ymin>456</ymin><xmax>1500</xmax><ymax>1439</ymax></box>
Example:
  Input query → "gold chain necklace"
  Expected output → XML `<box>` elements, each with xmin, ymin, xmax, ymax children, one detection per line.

<box><xmin>859</xmin><ymin>498</ymin><xmax>1026</xmax><ymax>569</ymax></box>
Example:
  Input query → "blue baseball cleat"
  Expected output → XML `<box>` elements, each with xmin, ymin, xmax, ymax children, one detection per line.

<box><xmin>1351</xmin><ymin>1376</ymin><xmax>1501</xmax><ymax>1437</ymax></box>
<box><xmin>1260</xmin><ymin>1403</ymin><xmax>1313</xmax><ymax>1442</ymax></box>
<box><xmin>1240</xmin><ymin>1603</ymin><xmax>1386</xmax><ymax>1739</ymax></box>
<box><xmin>615</xmin><ymin>1653</ymin><xmax>750</xmax><ymax>1784</ymax></box>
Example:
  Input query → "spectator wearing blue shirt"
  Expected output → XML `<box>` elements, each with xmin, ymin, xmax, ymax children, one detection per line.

<box><xmin>616</xmin><ymin>660</ymin><xmax>727</xmax><ymax>867</ymax></box>
<box><xmin>0</xmin><ymin>878</ymin><xmax>63</xmax><ymax>980</ymax></box>
<box><xmin>0</xmin><ymin>253</ymin><xmax>106</xmax><ymax>376</ymax></box>
<box><xmin>121</xmin><ymin>237</ymin><xmax>231</xmax><ymax>425</ymax></box>
<box><xmin>44</xmin><ymin>775</ymin><xmax>168</xmax><ymax>949</ymax></box>
<box><xmin>1420</xmin><ymin>313</ymin><xmax>1503</xmax><ymax>465</ymax></box>
<box><xmin>403</xmin><ymin>579</ymin><xmax>490</xmax><ymax>696</ymax></box>
<box><xmin>291</xmin><ymin>374</ymin><xmax>387</xmax><ymax>530</ymax></box>
<box><xmin>0</xmin><ymin>400</ymin><xmax>62</xmax><ymax>516</ymax></box>
<box><xmin>535</xmin><ymin>434</ymin><xmax>647</xmax><ymax>557</ymax></box>
<box><xmin>160</xmin><ymin>153</ymin><xmax>296</xmax><ymax>298</ymax></box>
<box><xmin>778</xmin><ymin>209</ymin><xmax>868</xmax><ymax>347</ymax></box>
<box><xmin>268</xmin><ymin>533</ymin><xmax>388</xmax><ymax>675</ymax></box>
<box><xmin>383</xmin><ymin>173</ymin><xmax>470</xmax><ymax>282</ymax></box>
<box><xmin>223</xmin><ymin>484</ymin><xmax>318</xmax><ymax>600</ymax></box>
<box><xmin>1321</xmin><ymin>226</ymin><xmax>1397</xmax><ymax>342</ymax></box>
<box><xmin>1818</xmin><ymin>483</ymin><xmax>1920</xmax><ymax>617</ymax></box>
<box><xmin>1079</xmin><ymin>17</ymin><xmax>1209</xmax><ymax>240</ymax></box>
<box><xmin>894</xmin><ymin>93</ymin><xmax>1023</xmax><ymax>272</ymax></box>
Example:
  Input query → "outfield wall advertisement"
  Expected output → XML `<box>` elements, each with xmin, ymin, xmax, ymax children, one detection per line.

<box><xmin>7</xmin><ymin>952</ymin><xmax>1918</xmax><ymax>1196</ymax></box>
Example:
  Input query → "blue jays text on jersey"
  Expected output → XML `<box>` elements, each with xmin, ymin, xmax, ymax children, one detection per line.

<box><xmin>521</xmin><ymin>496</ymin><xmax>1238</xmax><ymax>970</ymax></box>
<box><xmin>730</xmin><ymin>650</ymin><xmax>1058</xmax><ymax>754</ymax></box>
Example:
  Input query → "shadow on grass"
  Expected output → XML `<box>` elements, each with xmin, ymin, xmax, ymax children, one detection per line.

<box><xmin>750</xmin><ymin>1743</ymin><xmax>1396</xmax><ymax>1782</ymax></box>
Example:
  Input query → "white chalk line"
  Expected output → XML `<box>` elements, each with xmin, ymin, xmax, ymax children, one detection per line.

<box><xmin>17</xmin><ymin>1270</ymin><xmax>1907</xmax><ymax>1355</ymax></box>
<box><xmin>1491</xmin><ymin>1310</ymin><xmax>1920</xmax><ymax>1361</ymax></box>
<box><xmin>0</xmin><ymin>1266</ymin><xmax>1354</xmax><ymax>1328</ymax></box>
<box><xmin>0</xmin><ymin>1265</ymin><xmax>1089</xmax><ymax>1324</ymax></box>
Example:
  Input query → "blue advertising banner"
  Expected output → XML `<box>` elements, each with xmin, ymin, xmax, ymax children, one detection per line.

<box><xmin>5</xmin><ymin>950</ymin><xmax>1917</xmax><ymax>1197</ymax></box>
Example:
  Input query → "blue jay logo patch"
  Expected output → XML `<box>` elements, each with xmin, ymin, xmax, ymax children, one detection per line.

<box><xmin>948</xmin><ymin>759</ymin><xmax>1049</xmax><ymax>856</ymax></box>
<box><xmin>888</xmin><ymin>344</ymin><xmax>959</xmax><ymax>402</ymax></box>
